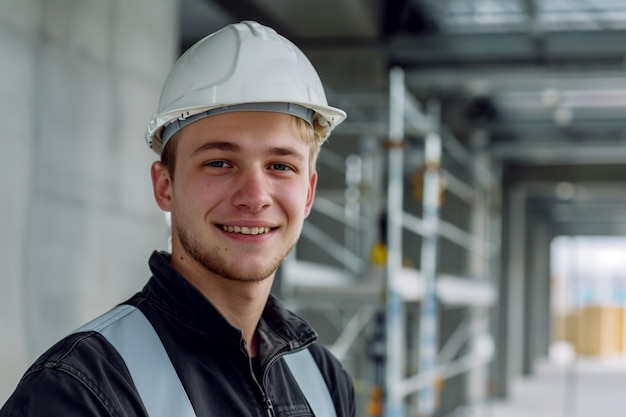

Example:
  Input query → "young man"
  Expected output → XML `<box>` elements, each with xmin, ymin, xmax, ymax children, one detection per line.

<box><xmin>1</xmin><ymin>21</ymin><xmax>355</xmax><ymax>416</ymax></box>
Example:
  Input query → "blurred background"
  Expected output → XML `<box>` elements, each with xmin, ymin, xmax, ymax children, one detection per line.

<box><xmin>3</xmin><ymin>1</ymin><xmax>626</xmax><ymax>416</ymax></box>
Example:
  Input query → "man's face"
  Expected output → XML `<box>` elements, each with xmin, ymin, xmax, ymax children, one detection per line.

<box><xmin>152</xmin><ymin>111</ymin><xmax>317</xmax><ymax>283</ymax></box>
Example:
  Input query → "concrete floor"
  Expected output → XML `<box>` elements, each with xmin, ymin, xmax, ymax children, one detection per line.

<box><xmin>487</xmin><ymin>354</ymin><xmax>626</xmax><ymax>417</ymax></box>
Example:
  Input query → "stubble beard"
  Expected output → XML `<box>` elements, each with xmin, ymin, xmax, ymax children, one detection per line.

<box><xmin>175</xmin><ymin>217</ymin><xmax>296</xmax><ymax>283</ymax></box>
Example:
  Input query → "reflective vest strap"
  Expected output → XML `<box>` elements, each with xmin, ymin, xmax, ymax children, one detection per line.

<box><xmin>282</xmin><ymin>349</ymin><xmax>338</xmax><ymax>417</ymax></box>
<box><xmin>75</xmin><ymin>305</ymin><xmax>196</xmax><ymax>417</ymax></box>
<box><xmin>75</xmin><ymin>305</ymin><xmax>337</xmax><ymax>417</ymax></box>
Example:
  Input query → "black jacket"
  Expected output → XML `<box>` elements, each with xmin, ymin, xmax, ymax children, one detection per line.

<box><xmin>0</xmin><ymin>251</ymin><xmax>355</xmax><ymax>417</ymax></box>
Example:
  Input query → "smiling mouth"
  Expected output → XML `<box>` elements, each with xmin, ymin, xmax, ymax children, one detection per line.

<box><xmin>221</xmin><ymin>225</ymin><xmax>271</xmax><ymax>235</ymax></box>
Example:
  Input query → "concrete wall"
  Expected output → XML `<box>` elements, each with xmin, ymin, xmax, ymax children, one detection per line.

<box><xmin>0</xmin><ymin>0</ymin><xmax>179</xmax><ymax>402</ymax></box>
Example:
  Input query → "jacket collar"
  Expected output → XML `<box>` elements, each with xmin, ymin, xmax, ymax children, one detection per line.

<box><xmin>144</xmin><ymin>251</ymin><xmax>317</xmax><ymax>360</ymax></box>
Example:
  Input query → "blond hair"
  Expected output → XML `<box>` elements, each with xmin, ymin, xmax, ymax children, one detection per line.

<box><xmin>162</xmin><ymin>114</ymin><xmax>328</xmax><ymax>179</ymax></box>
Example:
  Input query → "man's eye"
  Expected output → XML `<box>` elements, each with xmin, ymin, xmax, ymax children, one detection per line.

<box><xmin>205</xmin><ymin>161</ymin><xmax>230</xmax><ymax>168</ymax></box>
<box><xmin>271</xmin><ymin>163</ymin><xmax>291</xmax><ymax>171</ymax></box>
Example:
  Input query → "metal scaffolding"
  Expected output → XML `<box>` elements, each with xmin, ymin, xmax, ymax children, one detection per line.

<box><xmin>281</xmin><ymin>67</ymin><xmax>501</xmax><ymax>417</ymax></box>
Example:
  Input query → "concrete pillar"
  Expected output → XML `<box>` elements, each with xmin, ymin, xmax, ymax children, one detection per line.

<box><xmin>0</xmin><ymin>0</ymin><xmax>179</xmax><ymax>403</ymax></box>
<box><xmin>466</xmin><ymin>153</ymin><xmax>495</xmax><ymax>414</ymax></box>
<box><xmin>525</xmin><ymin>217</ymin><xmax>552</xmax><ymax>371</ymax></box>
<box><xmin>495</xmin><ymin>185</ymin><xmax>526</xmax><ymax>397</ymax></box>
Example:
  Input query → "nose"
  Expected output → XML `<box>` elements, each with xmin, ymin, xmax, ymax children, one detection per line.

<box><xmin>232</xmin><ymin>166</ymin><xmax>273</xmax><ymax>212</ymax></box>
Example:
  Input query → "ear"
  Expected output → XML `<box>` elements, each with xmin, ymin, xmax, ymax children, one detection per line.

<box><xmin>304</xmin><ymin>171</ymin><xmax>318</xmax><ymax>218</ymax></box>
<box><xmin>151</xmin><ymin>161</ymin><xmax>173</xmax><ymax>212</ymax></box>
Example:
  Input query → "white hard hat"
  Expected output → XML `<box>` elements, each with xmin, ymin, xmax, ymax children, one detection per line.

<box><xmin>145</xmin><ymin>20</ymin><xmax>347</xmax><ymax>154</ymax></box>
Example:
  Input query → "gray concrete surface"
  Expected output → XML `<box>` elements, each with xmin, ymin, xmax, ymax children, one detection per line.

<box><xmin>1</xmin><ymin>0</ymin><xmax>179</xmax><ymax>403</ymax></box>
<box><xmin>488</xmin><ymin>355</ymin><xmax>626</xmax><ymax>417</ymax></box>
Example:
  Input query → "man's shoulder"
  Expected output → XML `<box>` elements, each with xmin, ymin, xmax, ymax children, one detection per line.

<box><xmin>1</xmin><ymin>331</ymin><xmax>143</xmax><ymax>417</ymax></box>
<box><xmin>27</xmin><ymin>303</ymin><xmax>145</xmax><ymax>378</ymax></box>
<box><xmin>32</xmin><ymin>330</ymin><xmax>119</xmax><ymax>370</ymax></box>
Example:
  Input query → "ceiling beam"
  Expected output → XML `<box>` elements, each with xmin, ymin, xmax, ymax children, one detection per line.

<box><xmin>402</xmin><ymin>66</ymin><xmax>626</xmax><ymax>98</ymax></box>
<box><xmin>387</xmin><ymin>30</ymin><xmax>626</xmax><ymax>67</ymax></box>
<box><xmin>552</xmin><ymin>222</ymin><xmax>626</xmax><ymax>236</ymax></box>
<box><xmin>490</xmin><ymin>142</ymin><xmax>626</xmax><ymax>164</ymax></box>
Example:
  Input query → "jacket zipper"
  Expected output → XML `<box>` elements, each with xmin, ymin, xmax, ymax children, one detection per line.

<box><xmin>264</xmin><ymin>396</ymin><xmax>276</xmax><ymax>417</ymax></box>
<box><xmin>241</xmin><ymin>341</ymin><xmax>276</xmax><ymax>417</ymax></box>
<box><xmin>258</xmin><ymin>347</ymin><xmax>304</xmax><ymax>417</ymax></box>
<box><xmin>244</xmin><ymin>340</ymin><xmax>315</xmax><ymax>417</ymax></box>
<box><xmin>260</xmin><ymin>354</ymin><xmax>282</xmax><ymax>417</ymax></box>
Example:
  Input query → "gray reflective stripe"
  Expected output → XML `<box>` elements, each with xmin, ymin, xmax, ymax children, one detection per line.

<box><xmin>75</xmin><ymin>305</ymin><xmax>196</xmax><ymax>417</ymax></box>
<box><xmin>282</xmin><ymin>349</ymin><xmax>338</xmax><ymax>417</ymax></box>
<box><xmin>75</xmin><ymin>304</ymin><xmax>337</xmax><ymax>417</ymax></box>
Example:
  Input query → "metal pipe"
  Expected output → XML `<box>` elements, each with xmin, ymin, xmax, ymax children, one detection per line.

<box><xmin>437</xmin><ymin>314</ymin><xmax>471</xmax><ymax>365</ymax></box>
<box><xmin>402</xmin><ymin>211</ymin><xmax>497</xmax><ymax>257</ymax></box>
<box><xmin>312</xmin><ymin>197</ymin><xmax>368</xmax><ymax>230</ymax></box>
<box><xmin>443</xmin><ymin>170</ymin><xmax>476</xmax><ymax>204</ymax></box>
<box><xmin>330</xmin><ymin>305</ymin><xmax>377</xmax><ymax>361</ymax></box>
<box><xmin>399</xmin><ymin>350</ymin><xmax>494</xmax><ymax>398</ymax></box>
<box><xmin>417</xmin><ymin>103</ymin><xmax>443</xmax><ymax>417</ymax></box>
<box><xmin>441</xmin><ymin>127</ymin><xmax>497</xmax><ymax>187</ymax></box>
<box><xmin>301</xmin><ymin>222</ymin><xmax>367</xmax><ymax>274</ymax></box>
<box><xmin>385</xmin><ymin>66</ymin><xmax>406</xmax><ymax>417</ymax></box>
<box><xmin>437</xmin><ymin>218</ymin><xmax>496</xmax><ymax>256</ymax></box>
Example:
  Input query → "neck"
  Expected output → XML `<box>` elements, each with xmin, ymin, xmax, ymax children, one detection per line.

<box><xmin>210</xmin><ymin>281</ymin><xmax>272</xmax><ymax>357</ymax></box>
<box><xmin>171</xmin><ymin>252</ymin><xmax>273</xmax><ymax>357</ymax></box>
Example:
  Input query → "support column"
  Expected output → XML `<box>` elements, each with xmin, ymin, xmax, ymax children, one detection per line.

<box><xmin>417</xmin><ymin>110</ymin><xmax>443</xmax><ymax>417</ymax></box>
<box><xmin>466</xmin><ymin>153</ymin><xmax>494</xmax><ymax>415</ymax></box>
<box><xmin>384</xmin><ymin>66</ymin><xmax>406</xmax><ymax>417</ymax></box>
<box><xmin>498</xmin><ymin>186</ymin><xmax>527</xmax><ymax>395</ymax></box>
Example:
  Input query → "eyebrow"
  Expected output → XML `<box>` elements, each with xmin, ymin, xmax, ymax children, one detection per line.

<box><xmin>190</xmin><ymin>141</ymin><xmax>305</xmax><ymax>162</ymax></box>
<box><xmin>190</xmin><ymin>141</ymin><xmax>240</xmax><ymax>157</ymax></box>
<box><xmin>268</xmin><ymin>146</ymin><xmax>305</xmax><ymax>161</ymax></box>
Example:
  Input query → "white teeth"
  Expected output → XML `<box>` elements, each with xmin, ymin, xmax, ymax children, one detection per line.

<box><xmin>222</xmin><ymin>225</ymin><xmax>270</xmax><ymax>235</ymax></box>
